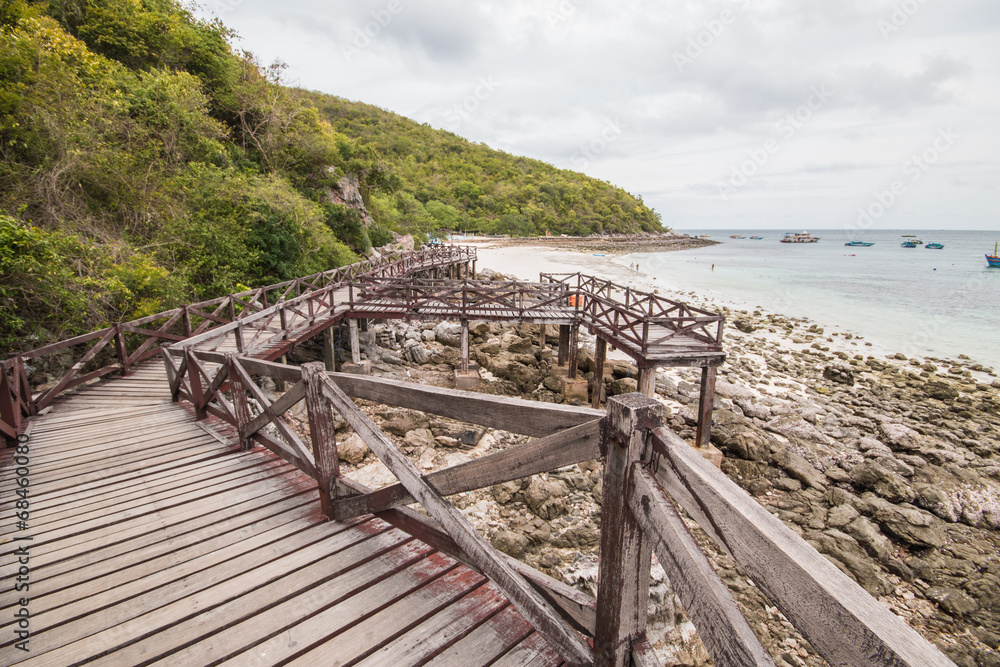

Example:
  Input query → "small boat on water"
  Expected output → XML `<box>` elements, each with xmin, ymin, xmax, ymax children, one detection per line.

<box><xmin>845</xmin><ymin>241</ymin><xmax>875</xmax><ymax>247</ymax></box>
<box><xmin>750</xmin><ymin>236</ymin><xmax>764</xmax><ymax>239</ymax></box>
<box><xmin>730</xmin><ymin>234</ymin><xmax>746</xmax><ymax>239</ymax></box>
<box><xmin>698</xmin><ymin>234</ymin><xmax>711</xmax><ymax>238</ymax></box>
<box><xmin>781</xmin><ymin>231</ymin><xmax>820</xmax><ymax>243</ymax></box>
<box><xmin>926</xmin><ymin>243</ymin><xmax>944</xmax><ymax>249</ymax></box>
<box><xmin>901</xmin><ymin>241</ymin><xmax>918</xmax><ymax>248</ymax></box>
<box><xmin>988</xmin><ymin>242</ymin><xmax>1000</xmax><ymax>267</ymax></box>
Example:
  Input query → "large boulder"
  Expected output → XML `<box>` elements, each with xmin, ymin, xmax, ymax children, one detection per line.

<box><xmin>433</xmin><ymin>322</ymin><xmax>462</xmax><ymax>347</ymax></box>
<box><xmin>608</xmin><ymin>377</ymin><xmax>638</xmax><ymax>396</ymax></box>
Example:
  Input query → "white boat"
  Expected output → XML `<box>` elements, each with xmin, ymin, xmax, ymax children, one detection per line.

<box><xmin>780</xmin><ymin>231</ymin><xmax>820</xmax><ymax>243</ymax></box>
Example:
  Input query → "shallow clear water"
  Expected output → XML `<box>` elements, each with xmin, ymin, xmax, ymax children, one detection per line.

<box><xmin>625</xmin><ymin>229</ymin><xmax>1000</xmax><ymax>369</ymax></box>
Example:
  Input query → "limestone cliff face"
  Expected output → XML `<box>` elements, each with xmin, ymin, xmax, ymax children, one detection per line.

<box><xmin>324</xmin><ymin>167</ymin><xmax>374</xmax><ymax>227</ymax></box>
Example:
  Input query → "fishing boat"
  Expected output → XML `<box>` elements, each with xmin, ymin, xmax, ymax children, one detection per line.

<box><xmin>901</xmin><ymin>241</ymin><xmax>918</xmax><ymax>248</ymax></box>
<box><xmin>925</xmin><ymin>243</ymin><xmax>944</xmax><ymax>249</ymax></box>
<box><xmin>901</xmin><ymin>234</ymin><xmax>917</xmax><ymax>237</ymax></box>
<box><xmin>750</xmin><ymin>236</ymin><xmax>764</xmax><ymax>239</ymax></box>
<box><xmin>988</xmin><ymin>242</ymin><xmax>1000</xmax><ymax>267</ymax></box>
<box><xmin>730</xmin><ymin>234</ymin><xmax>746</xmax><ymax>239</ymax></box>
<box><xmin>845</xmin><ymin>241</ymin><xmax>874</xmax><ymax>247</ymax></box>
<box><xmin>780</xmin><ymin>231</ymin><xmax>820</xmax><ymax>243</ymax></box>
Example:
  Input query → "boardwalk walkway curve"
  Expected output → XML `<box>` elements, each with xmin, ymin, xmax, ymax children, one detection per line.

<box><xmin>1</xmin><ymin>246</ymin><xmax>955</xmax><ymax>666</ymax></box>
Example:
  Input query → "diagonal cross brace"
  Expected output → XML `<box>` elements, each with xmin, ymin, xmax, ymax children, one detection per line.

<box><xmin>313</xmin><ymin>371</ymin><xmax>594</xmax><ymax>666</ymax></box>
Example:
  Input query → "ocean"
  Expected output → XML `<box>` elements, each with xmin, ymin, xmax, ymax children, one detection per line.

<box><xmin>623</xmin><ymin>229</ymin><xmax>1000</xmax><ymax>371</ymax></box>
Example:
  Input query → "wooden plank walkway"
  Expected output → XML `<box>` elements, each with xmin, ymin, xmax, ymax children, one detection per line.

<box><xmin>0</xmin><ymin>364</ymin><xmax>563</xmax><ymax>666</ymax></box>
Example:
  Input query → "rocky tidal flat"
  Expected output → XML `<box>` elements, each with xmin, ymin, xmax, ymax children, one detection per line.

<box><xmin>273</xmin><ymin>272</ymin><xmax>999</xmax><ymax>666</ymax></box>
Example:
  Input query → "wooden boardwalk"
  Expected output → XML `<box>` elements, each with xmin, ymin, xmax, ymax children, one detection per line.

<box><xmin>0</xmin><ymin>364</ymin><xmax>563</xmax><ymax>666</ymax></box>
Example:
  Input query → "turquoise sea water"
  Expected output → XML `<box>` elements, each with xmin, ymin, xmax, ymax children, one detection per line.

<box><xmin>624</xmin><ymin>229</ymin><xmax>1000</xmax><ymax>370</ymax></box>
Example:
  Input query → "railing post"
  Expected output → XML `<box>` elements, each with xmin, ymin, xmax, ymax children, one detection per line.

<box><xmin>301</xmin><ymin>362</ymin><xmax>340</xmax><ymax>518</ymax></box>
<box><xmin>186</xmin><ymin>348</ymin><xmax>207</xmax><ymax>420</ymax></box>
<box><xmin>596</xmin><ymin>393</ymin><xmax>663</xmax><ymax>667</ymax></box>
<box><xmin>0</xmin><ymin>366</ymin><xmax>20</xmax><ymax>446</ymax></box>
<box><xmin>114</xmin><ymin>323</ymin><xmax>130</xmax><ymax>376</ymax></box>
<box><xmin>227</xmin><ymin>354</ymin><xmax>253</xmax><ymax>451</ymax></box>
<box><xmin>182</xmin><ymin>305</ymin><xmax>192</xmax><ymax>337</ymax></box>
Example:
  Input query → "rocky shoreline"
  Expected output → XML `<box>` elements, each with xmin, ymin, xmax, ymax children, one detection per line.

<box><xmin>276</xmin><ymin>267</ymin><xmax>999</xmax><ymax>666</ymax></box>
<box><xmin>465</xmin><ymin>231</ymin><xmax>719</xmax><ymax>255</ymax></box>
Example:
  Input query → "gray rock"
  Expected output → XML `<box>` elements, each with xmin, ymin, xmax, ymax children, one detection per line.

<box><xmin>491</xmin><ymin>530</ymin><xmax>528</xmax><ymax>557</ymax></box>
<box><xmin>608</xmin><ymin>377</ymin><xmax>638</xmax><ymax>396</ymax></box>
<box><xmin>823</xmin><ymin>365</ymin><xmax>855</xmax><ymax>386</ymax></box>
<box><xmin>864</xmin><ymin>496</ymin><xmax>945</xmax><ymax>548</ymax></box>
<box><xmin>525</xmin><ymin>478</ymin><xmax>569</xmax><ymax>520</ymax></box>
<box><xmin>779</xmin><ymin>451</ymin><xmax>828</xmax><ymax>491</ymax></box>
<box><xmin>926</xmin><ymin>587</ymin><xmax>979</xmax><ymax>617</ymax></box>
<box><xmin>733</xmin><ymin>318</ymin><xmax>757</xmax><ymax>333</ymax></box>
<box><xmin>338</xmin><ymin>432</ymin><xmax>369</xmax><ymax>464</ymax></box>
<box><xmin>404</xmin><ymin>428</ymin><xmax>437</xmax><ymax>450</ymax></box>
<box><xmin>827</xmin><ymin>504</ymin><xmax>860</xmax><ymax>529</ymax></box>
<box><xmin>850</xmin><ymin>460</ymin><xmax>915</xmax><ymax>503</ymax></box>
<box><xmin>845</xmin><ymin>516</ymin><xmax>893</xmax><ymax>563</ymax></box>
<box><xmin>433</xmin><ymin>322</ymin><xmax>462</xmax><ymax>347</ymax></box>
<box><xmin>879</xmin><ymin>423</ymin><xmax>924</xmax><ymax>451</ymax></box>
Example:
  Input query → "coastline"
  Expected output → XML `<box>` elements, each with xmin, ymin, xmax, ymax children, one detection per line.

<box><xmin>463</xmin><ymin>233</ymin><xmax>719</xmax><ymax>255</ymax></box>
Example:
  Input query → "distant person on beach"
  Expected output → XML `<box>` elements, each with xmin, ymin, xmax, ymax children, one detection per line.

<box><xmin>711</xmin><ymin>264</ymin><xmax>715</xmax><ymax>271</ymax></box>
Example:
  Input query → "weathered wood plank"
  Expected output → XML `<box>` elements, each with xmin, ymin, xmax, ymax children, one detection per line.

<box><xmin>315</xmin><ymin>373</ymin><xmax>594</xmax><ymax>665</ymax></box>
<box><xmin>650</xmin><ymin>427</ymin><xmax>955</xmax><ymax>667</ymax></box>
<box><xmin>629</xmin><ymin>465</ymin><xmax>774</xmax><ymax>666</ymax></box>
<box><xmin>333</xmin><ymin>419</ymin><xmax>601</xmax><ymax>520</ymax></box>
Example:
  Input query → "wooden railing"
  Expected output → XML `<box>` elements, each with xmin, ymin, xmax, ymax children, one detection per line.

<box><xmin>540</xmin><ymin>272</ymin><xmax>725</xmax><ymax>354</ymax></box>
<box><xmin>0</xmin><ymin>245</ymin><xmax>475</xmax><ymax>441</ymax></box>
<box><xmin>161</xmin><ymin>347</ymin><xmax>954</xmax><ymax>667</ymax></box>
<box><xmin>347</xmin><ymin>277</ymin><xmax>572</xmax><ymax>321</ymax></box>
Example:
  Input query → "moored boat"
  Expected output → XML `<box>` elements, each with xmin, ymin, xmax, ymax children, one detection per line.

<box><xmin>845</xmin><ymin>241</ymin><xmax>874</xmax><ymax>247</ymax></box>
<box><xmin>926</xmin><ymin>243</ymin><xmax>944</xmax><ymax>249</ymax></box>
<box><xmin>781</xmin><ymin>231</ymin><xmax>820</xmax><ymax>243</ymax></box>
<box><xmin>750</xmin><ymin>235</ymin><xmax>764</xmax><ymax>239</ymax></box>
<box><xmin>730</xmin><ymin>234</ymin><xmax>746</xmax><ymax>239</ymax></box>
<box><xmin>901</xmin><ymin>241</ymin><xmax>918</xmax><ymax>248</ymax></box>
<box><xmin>988</xmin><ymin>242</ymin><xmax>1000</xmax><ymax>267</ymax></box>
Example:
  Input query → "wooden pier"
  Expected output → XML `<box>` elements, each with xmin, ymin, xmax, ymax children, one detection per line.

<box><xmin>1</xmin><ymin>247</ymin><xmax>955</xmax><ymax>666</ymax></box>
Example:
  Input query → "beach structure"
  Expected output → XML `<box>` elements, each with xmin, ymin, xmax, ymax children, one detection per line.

<box><xmin>0</xmin><ymin>247</ymin><xmax>953</xmax><ymax>666</ymax></box>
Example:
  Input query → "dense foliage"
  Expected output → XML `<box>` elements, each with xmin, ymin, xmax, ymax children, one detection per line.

<box><xmin>0</xmin><ymin>0</ymin><xmax>663</xmax><ymax>352</ymax></box>
<box><xmin>306</xmin><ymin>93</ymin><xmax>664</xmax><ymax>238</ymax></box>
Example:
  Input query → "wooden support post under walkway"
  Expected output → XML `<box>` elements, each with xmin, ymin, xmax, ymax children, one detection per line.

<box><xmin>557</xmin><ymin>325</ymin><xmax>570</xmax><ymax>368</ymax></box>
<box><xmin>538</xmin><ymin>323</ymin><xmax>546</xmax><ymax>351</ymax></box>
<box><xmin>274</xmin><ymin>354</ymin><xmax>287</xmax><ymax>391</ymax></box>
<box><xmin>567</xmin><ymin>324</ymin><xmax>579</xmax><ymax>379</ymax></box>
<box><xmin>596</xmin><ymin>393</ymin><xmax>662</xmax><ymax>666</ymax></box>
<box><xmin>696</xmin><ymin>366</ymin><xmax>717</xmax><ymax>448</ymax></box>
<box><xmin>349</xmin><ymin>319</ymin><xmax>361</xmax><ymax>365</ymax></box>
<box><xmin>637</xmin><ymin>365</ymin><xmax>656</xmax><ymax>398</ymax></box>
<box><xmin>323</xmin><ymin>326</ymin><xmax>336</xmax><ymax>371</ymax></box>
<box><xmin>591</xmin><ymin>337</ymin><xmax>607</xmax><ymax>409</ymax></box>
<box><xmin>460</xmin><ymin>320</ymin><xmax>470</xmax><ymax>374</ymax></box>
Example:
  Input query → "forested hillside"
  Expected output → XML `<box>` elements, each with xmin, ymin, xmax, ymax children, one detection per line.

<box><xmin>0</xmin><ymin>0</ymin><xmax>663</xmax><ymax>352</ymax></box>
<box><xmin>306</xmin><ymin>93</ymin><xmax>664</xmax><ymax>238</ymax></box>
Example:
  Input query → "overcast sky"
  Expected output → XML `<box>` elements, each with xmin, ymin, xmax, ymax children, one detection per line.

<box><xmin>194</xmin><ymin>0</ymin><xmax>1000</xmax><ymax>231</ymax></box>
